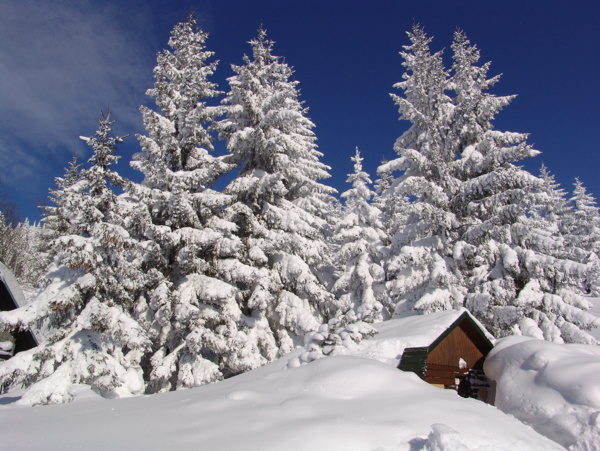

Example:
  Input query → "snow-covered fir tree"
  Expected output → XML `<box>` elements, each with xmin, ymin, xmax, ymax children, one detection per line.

<box><xmin>127</xmin><ymin>15</ymin><xmax>253</xmax><ymax>392</ymax></box>
<box><xmin>4</xmin><ymin>220</ymin><xmax>47</xmax><ymax>291</ymax></box>
<box><xmin>379</xmin><ymin>25</ymin><xmax>465</xmax><ymax>317</ymax></box>
<box><xmin>217</xmin><ymin>28</ymin><xmax>337</xmax><ymax>358</ymax></box>
<box><xmin>35</xmin><ymin>156</ymin><xmax>83</xmax><ymax>268</ymax></box>
<box><xmin>564</xmin><ymin>178</ymin><xmax>600</xmax><ymax>262</ymax></box>
<box><xmin>332</xmin><ymin>148</ymin><xmax>388</xmax><ymax>321</ymax></box>
<box><xmin>0</xmin><ymin>113</ymin><xmax>151</xmax><ymax>405</ymax></box>
<box><xmin>449</xmin><ymin>31</ymin><xmax>597</xmax><ymax>343</ymax></box>
<box><xmin>374</xmin><ymin>159</ymin><xmax>408</xmax><ymax>243</ymax></box>
<box><xmin>564</xmin><ymin>178</ymin><xmax>600</xmax><ymax>296</ymax></box>
<box><xmin>0</xmin><ymin>211</ymin><xmax>21</xmax><ymax>273</ymax></box>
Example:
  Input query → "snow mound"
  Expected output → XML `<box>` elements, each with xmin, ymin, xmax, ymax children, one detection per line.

<box><xmin>485</xmin><ymin>335</ymin><xmax>600</xmax><ymax>450</ymax></box>
<box><xmin>1</xmin><ymin>355</ymin><xmax>560</xmax><ymax>450</ymax></box>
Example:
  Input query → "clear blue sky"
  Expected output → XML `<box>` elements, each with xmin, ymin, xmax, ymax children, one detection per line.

<box><xmin>1</xmin><ymin>0</ymin><xmax>599</xmax><ymax>222</ymax></box>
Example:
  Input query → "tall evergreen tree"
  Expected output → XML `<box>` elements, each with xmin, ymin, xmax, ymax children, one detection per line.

<box><xmin>564</xmin><ymin>178</ymin><xmax>600</xmax><ymax>297</ymax></box>
<box><xmin>564</xmin><ymin>178</ymin><xmax>600</xmax><ymax>261</ymax></box>
<box><xmin>332</xmin><ymin>148</ymin><xmax>388</xmax><ymax>322</ymax></box>
<box><xmin>217</xmin><ymin>28</ymin><xmax>337</xmax><ymax>357</ymax></box>
<box><xmin>0</xmin><ymin>113</ymin><xmax>150</xmax><ymax>405</ymax></box>
<box><xmin>127</xmin><ymin>16</ymin><xmax>248</xmax><ymax>392</ymax></box>
<box><xmin>379</xmin><ymin>25</ymin><xmax>465</xmax><ymax>316</ymax></box>
<box><xmin>449</xmin><ymin>31</ymin><xmax>597</xmax><ymax>343</ymax></box>
<box><xmin>39</xmin><ymin>156</ymin><xmax>83</xmax><ymax>263</ymax></box>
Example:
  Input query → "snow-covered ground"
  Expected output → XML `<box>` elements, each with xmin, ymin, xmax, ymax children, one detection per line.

<box><xmin>1</xmin><ymin>354</ymin><xmax>562</xmax><ymax>451</ymax></box>
<box><xmin>1</xmin><ymin>308</ymin><xmax>582</xmax><ymax>451</ymax></box>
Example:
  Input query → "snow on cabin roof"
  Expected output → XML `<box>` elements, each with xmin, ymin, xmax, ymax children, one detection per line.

<box><xmin>375</xmin><ymin>308</ymin><xmax>494</xmax><ymax>346</ymax></box>
<box><xmin>339</xmin><ymin>308</ymin><xmax>495</xmax><ymax>368</ymax></box>
<box><xmin>0</xmin><ymin>261</ymin><xmax>28</xmax><ymax>308</ymax></box>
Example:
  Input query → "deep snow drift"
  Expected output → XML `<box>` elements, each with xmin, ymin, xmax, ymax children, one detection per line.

<box><xmin>485</xmin><ymin>335</ymin><xmax>600</xmax><ymax>450</ymax></box>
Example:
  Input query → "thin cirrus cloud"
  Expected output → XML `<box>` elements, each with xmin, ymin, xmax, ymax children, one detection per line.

<box><xmin>0</xmin><ymin>1</ymin><xmax>161</xmax><ymax>211</ymax></box>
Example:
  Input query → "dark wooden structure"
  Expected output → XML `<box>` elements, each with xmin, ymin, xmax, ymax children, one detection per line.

<box><xmin>398</xmin><ymin>311</ymin><xmax>494</xmax><ymax>403</ymax></box>
<box><xmin>0</xmin><ymin>262</ymin><xmax>37</xmax><ymax>359</ymax></box>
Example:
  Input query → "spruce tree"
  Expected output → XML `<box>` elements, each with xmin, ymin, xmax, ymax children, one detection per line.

<box><xmin>217</xmin><ymin>28</ymin><xmax>337</xmax><ymax>357</ymax></box>
<box><xmin>332</xmin><ymin>148</ymin><xmax>388</xmax><ymax>321</ymax></box>
<box><xmin>564</xmin><ymin>178</ymin><xmax>600</xmax><ymax>261</ymax></box>
<box><xmin>39</xmin><ymin>156</ymin><xmax>83</xmax><ymax>262</ymax></box>
<box><xmin>565</xmin><ymin>178</ymin><xmax>600</xmax><ymax>297</ymax></box>
<box><xmin>379</xmin><ymin>25</ymin><xmax>465</xmax><ymax>316</ymax></box>
<box><xmin>127</xmin><ymin>16</ymin><xmax>248</xmax><ymax>391</ymax></box>
<box><xmin>450</xmin><ymin>31</ymin><xmax>597</xmax><ymax>343</ymax></box>
<box><xmin>0</xmin><ymin>113</ymin><xmax>150</xmax><ymax>405</ymax></box>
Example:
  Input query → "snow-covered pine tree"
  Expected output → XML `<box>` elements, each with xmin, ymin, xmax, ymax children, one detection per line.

<box><xmin>0</xmin><ymin>113</ymin><xmax>151</xmax><ymax>405</ymax></box>
<box><xmin>519</xmin><ymin>164</ymin><xmax>576</xmax><ymax>262</ymax></box>
<box><xmin>127</xmin><ymin>15</ymin><xmax>258</xmax><ymax>392</ymax></box>
<box><xmin>450</xmin><ymin>31</ymin><xmax>598</xmax><ymax>343</ymax></box>
<box><xmin>564</xmin><ymin>178</ymin><xmax>600</xmax><ymax>261</ymax></box>
<box><xmin>5</xmin><ymin>220</ymin><xmax>47</xmax><ymax>291</ymax></box>
<box><xmin>217</xmin><ymin>28</ymin><xmax>337</xmax><ymax>358</ymax></box>
<box><xmin>37</xmin><ymin>156</ymin><xmax>83</xmax><ymax>264</ymax></box>
<box><xmin>374</xmin><ymin>159</ymin><xmax>408</xmax><ymax>244</ymax></box>
<box><xmin>564</xmin><ymin>178</ymin><xmax>600</xmax><ymax>296</ymax></box>
<box><xmin>379</xmin><ymin>25</ymin><xmax>465</xmax><ymax>317</ymax></box>
<box><xmin>332</xmin><ymin>148</ymin><xmax>388</xmax><ymax>321</ymax></box>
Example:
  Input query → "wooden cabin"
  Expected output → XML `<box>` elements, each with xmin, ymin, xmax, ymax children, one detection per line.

<box><xmin>0</xmin><ymin>261</ymin><xmax>37</xmax><ymax>359</ymax></box>
<box><xmin>394</xmin><ymin>309</ymin><xmax>495</xmax><ymax>404</ymax></box>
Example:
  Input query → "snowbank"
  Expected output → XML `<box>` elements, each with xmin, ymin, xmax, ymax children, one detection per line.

<box><xmin>0</xmin><ymin>355</ymin><xmax>560</xmax><ymax>450</ymax></box>
<box><xmin>485</xmin><ymin>335</ymin><xmax>600</xmax><ymax>450</ymax></box>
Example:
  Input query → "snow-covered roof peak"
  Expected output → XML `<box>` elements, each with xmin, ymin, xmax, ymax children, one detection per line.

<box><xmin>335</xmin><ymin>308</ymin><xmax>494</xmax><ymax>367</ymax></box>
<box><xmin>0</xmin><ymin>261</ymin><xmax>28</xmax><ymax>308</ymax></box>
<box><xmin>376</xmin><ymin>308</ymin><xmax>493</xmax><ymax>346</ymax></box>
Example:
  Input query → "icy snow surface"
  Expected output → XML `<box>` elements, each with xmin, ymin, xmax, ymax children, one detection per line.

<box><xmin>485</xmin><ymin>335</ymin><xmax>600</xmax><ymax>450</ymax></box>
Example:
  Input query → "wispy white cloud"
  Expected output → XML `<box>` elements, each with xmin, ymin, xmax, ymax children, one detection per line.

<box><xmin>0</xmin><ymin>0</ymin><xmax>175</xmax><ymax>213</ymax></box>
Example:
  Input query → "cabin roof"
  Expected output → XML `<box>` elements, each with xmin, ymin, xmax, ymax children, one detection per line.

<box><xmin>373</xmin><ymin>308</ymin><xmax>495</xmax><ymax>350</ymax></box>
<box><xmin>0</xmin><ymin>261</ymin><xmax>39</xmax><ymax>349</ymax></box>
<box><xmin>0</xmin><ymin>261</ymin><xmax>28</xmax><ymax>309</ymax></box>
<box><xmin>342</xmin><ymin>308</ymin><xmax>495</xmax><ymax>369</ymax></box>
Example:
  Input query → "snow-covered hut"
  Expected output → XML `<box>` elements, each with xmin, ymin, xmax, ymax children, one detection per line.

<box><xmin>0</xmin><ymin>261</ymin><xmax>37</xmax><ymax>359</ymax></box>
<box><xmin>389</xmin><ymin>309</ymin><xmax>495</xmax><ymax>403</ymax></box>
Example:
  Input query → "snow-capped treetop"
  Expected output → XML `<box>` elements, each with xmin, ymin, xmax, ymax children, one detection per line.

<box><xmin>392</xmin><ymin>25</ymin><xmax>453</xmax><ymax>167</ymax></box>
<box><xmin>132</xmin><ymin>14</ymin><xmax>230</xmax><ymax>203</ymax></box>
<box><xmin>448</xmin><ymin>30</ymin><xmax>514</xmax><ymax>154</ymax></box>
<box><xmin>42</xmin><ymin>156</ymin><xmax>83</xmax><ymax>241</ymax></box>
<box><xmin>81</xmin><ymin>111</ymin><xmax>126</xmax><ymax>201</ymax></box>
<box><xmin>342</xmin><ymin>148</ymin><xmax>374</xmax><ymax>204</ymax></box>
<box><xmin>332</xmin><ymin>148</ymin><xmax>388</xmax><ymax>321</ymax></box>
<box><xmin>566</xmin><ymin>178</ymin><xmax>600</xmax><ymax>258</ymax></box>
<box><xmin>145</xmin><ymin>14</ymin><xmax>221</xmax><ymax>171</ymax></box>
<box><xmin>218</xmin><ymin>27</ymin><xmax>336</xmax><ymax>216</ymax></box>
